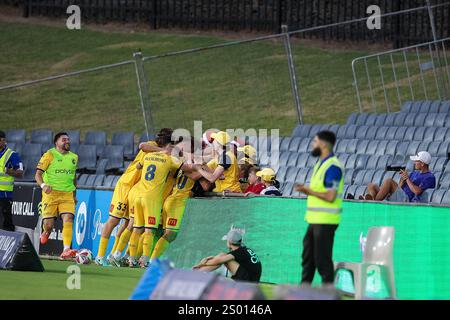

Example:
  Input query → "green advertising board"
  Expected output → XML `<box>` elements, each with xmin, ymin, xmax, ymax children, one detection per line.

<box><xmin>165</xmin><ymin>197</ymin><xmax>450</xmax><ymax>300</ymax></box>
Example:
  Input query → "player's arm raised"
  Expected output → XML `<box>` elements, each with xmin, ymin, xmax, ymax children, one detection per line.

<box><xmin>195</xmin><ymin>164</ymin><xmax>224</xmax><ymax>184</ymax></box>
<box><xmin>139</xmin><ymin>142</ymin><xmax>163</xmax><ymax>153</ymax></box>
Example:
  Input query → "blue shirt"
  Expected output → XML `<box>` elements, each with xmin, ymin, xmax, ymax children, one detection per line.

<box><xmin>317</xmin><ymin>153</ymin><xmax>343</xmax><ymax>189</ymax></box>
<box><xmin>401</xmin><ymin>171</ymin><xmax>436</xmax><ymax>202</ymax></box>
<box><xmin>0</xmin><ymin>146</ymin><xmax>23</xmax><ymax>199</ymax></box>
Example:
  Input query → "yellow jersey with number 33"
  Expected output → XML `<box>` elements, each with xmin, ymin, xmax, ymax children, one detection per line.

<box><xmin>136</xmin><ymin>151</ymin><xmax>182</xmax><ymax>195</ymax></box>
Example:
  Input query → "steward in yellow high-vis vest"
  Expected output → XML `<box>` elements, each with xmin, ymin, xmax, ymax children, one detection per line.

<box><xmin>0</xmin><ymin>130</ymin><xmax>24</xmax><ymax>231</ymax></box>
<box><xmin>35</xmin><ymin>132</ymin><xmax>78</xmax><ymax>260</ymax></box>
<box><xmin>295</xmin><ymin>130</ymin><xmax>344</xmax><ymax>285</ymax></box>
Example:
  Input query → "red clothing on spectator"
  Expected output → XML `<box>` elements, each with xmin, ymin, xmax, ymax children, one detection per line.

<box><xmin>245</xmin><ymin>182</ymin><xmax>265</xmax><ymax>194</ymax></box>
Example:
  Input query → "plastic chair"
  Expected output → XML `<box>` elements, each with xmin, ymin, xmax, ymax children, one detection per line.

<box><xmin>112</xmin><ymin>132</ymin><xmax>135</xmax><ymax>160</ymax></box>
<box><xmin>84</xmin><ymin>131</ymin><xmax>107</xmax><ymax>156</ymax></box>
<box><xmin>292</xmin><ymin>124</ymin><xmax>312</xmax><ymax>137</ymax></box>
<box><xmin>77</xmin><ymin>145</ymin><xmax>97</xmax><ymax>171</ymax></box>
<box><xmin>334</xmin><ymin>227</ymin><xmax>396</xmax><ymax>300</ymax></box>
<box><xmin>21</xmin><ymin>143</ymin><xmax>43</xmax><ymax>161</ymax></box>
<box><xmin>99</xmin><ymin>145</ymin><xmax>124</xmax><ymax>172</ymax></box>
<box><xmin>297</xmin><ymin>138</ymin><xmax>311</xmax><ymax>153</ymax></box>
<box><xmin>30</xmin><ymin>129</ymin><xmax>53</xmax><ymax>145</ymax></box>
<box><xmin>431</xmin><ymin>189</ymin><xmax>446</xmax><ymax>204</ymax></box>
<box><xmin>66</xmin><ymin>130</ymin><xmax>81</xmax><ymax>146</ymax></box>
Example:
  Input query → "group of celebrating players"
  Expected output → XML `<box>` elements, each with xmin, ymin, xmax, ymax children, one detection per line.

<box><xmin>36</xmin><ymin>127</ymin><xmax>278</xmax><ymax>267</ymax></box>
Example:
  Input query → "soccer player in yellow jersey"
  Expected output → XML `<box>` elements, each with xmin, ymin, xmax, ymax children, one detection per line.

<box><xmin>195</xmin><ymin>131</ymin><xmax>242</xmax><ymax>193</ymax></box>
<box><xmin>128</xmin><ymin>135</ymin><xmax>193</xmax><ymax>268</ymax></box>
<box><xmin>151</xmin><ymin>138</ymin><xmax>204</xmax><ymax>260</ymax></box>
<box><xmin>94</xmin><ymin>139</ymin><xmax>163</xmax><ymax>266</ymax></box>
<box><xmin>35</xmin><ymin>132</ymin><xmax>78</xmax><ymax>260</ymax></box>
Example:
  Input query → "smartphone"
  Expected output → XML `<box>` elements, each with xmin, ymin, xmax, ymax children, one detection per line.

<box><xmin>386</xmin><ymin>165</ymin><xmax>406</xmax><ymax>172</ymax></box>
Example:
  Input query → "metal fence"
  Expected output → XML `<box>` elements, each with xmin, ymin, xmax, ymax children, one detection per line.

<box><xmin>1</xmin><ymin>1</ymin><xmax>449</xmax><ymax>139</ymax></box>
<box><xmin>353</xmin><ymin>37</ymin><xmax>450</xmax><ymax>113</ymax></box>
<box><xmin>13</xmin><ymin>0</ymin><xmax>450</xmax><ymax>48</ymax></box>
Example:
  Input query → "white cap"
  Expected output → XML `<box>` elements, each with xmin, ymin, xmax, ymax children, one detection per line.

<box><xmin>410</xmin><ymin>151</ymin><xmax>432</xmax><ymax>165</ymax></box>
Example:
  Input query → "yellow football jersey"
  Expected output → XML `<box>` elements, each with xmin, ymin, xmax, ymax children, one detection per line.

<box><xmin>170</xmin><ymin>170</ymin><xmax>196</xmax><ymax>200</ymax></box>
<box><xmin>207</xmin><ymin>150</ymin><xmax>241</xmax><ymax>193</ymax></box>
<box><xmin>135</xmin><ymin>151</ymin><xmax>182</xmax><ymax>196</ymax></box>
<box><xmin>162</xmin><ymin>169</ymin><xmax>177</xmax><ymax>200</ymax></box>
<box><xmin>117</xmin><ymin>141</ymin><xmax>158</xmax><ymax>186</ymax></box>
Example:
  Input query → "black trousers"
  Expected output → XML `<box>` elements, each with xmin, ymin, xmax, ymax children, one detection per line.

<box><xmin>0</xmin><ymin>198</ymin><xmax>15</xmax><ymax>231</ymax></box>
<box><xmin>301</xmin><ymin>223</ymin><xmax>338</xmax><ymax>284</ymax></box>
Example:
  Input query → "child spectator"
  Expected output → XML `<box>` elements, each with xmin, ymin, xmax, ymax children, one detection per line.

<box><xmin>257</xmin><ymin>168</ymin><xmax>282</xmax><ymax>196</ymax></box>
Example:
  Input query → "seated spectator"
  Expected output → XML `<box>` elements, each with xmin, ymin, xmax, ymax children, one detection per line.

<box><xmin>244</xmin><ymin>166</ymin><xmax>265</xmax><ymax>195</ymax></box>
<box><xmin>257</xmin><ymin>168</ymin><xmax>282</xmax><ymax>196</ymax></box>
<box><xmin>237</xmin><ymin>145</ymin><xmax>258</xmax><ymax>190</ymax></box>
<box><xmin>193</xmin><ymin>228</ymin><xmax>262</xmax><ymax>283</ymax></box>
<box><xmin>362</xmin><ymin>151</ymin><xmax>436</xmax><ymax>203</ymax></box>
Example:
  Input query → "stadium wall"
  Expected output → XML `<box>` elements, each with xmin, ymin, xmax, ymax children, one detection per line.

<box><xmin>5</xmin><ymin>184</ymin><xmax>450</xmax><ymax>299</ymax></box>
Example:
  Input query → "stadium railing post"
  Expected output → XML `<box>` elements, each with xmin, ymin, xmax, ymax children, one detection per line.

<box><xmin>133</xmin><ymin>51</ymin><xmax>156</xmax><ymax>139</ymax></box>
<box><xmin>281</xmin><ymin>24</ymin><xmax>304</xmax><ymax>125</ymax></box>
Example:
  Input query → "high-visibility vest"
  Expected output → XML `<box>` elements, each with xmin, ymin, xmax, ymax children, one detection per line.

<box><xmin>305</xmin><ymin>155</ymin><xmax>344</xmax><ymax>225</ymax></box>
<box><xmin>0</xmin><ymin>148</ymin><xmax>15</xmax><ymax>192</ymax></box>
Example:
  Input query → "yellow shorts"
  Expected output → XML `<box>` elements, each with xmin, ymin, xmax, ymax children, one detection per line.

<box><xmin>109</xmin><ymin>182</ymin><xmax>132</xmax><ymax>220</ymax></box>
<box><xmin>127</xmin><ymin>185</ymin><xmax>140</xmax><ymax>220</ymax></box>
<box><xmin>41</xmin><ymin>190</ymin><xmax>75</xmax><ymax>219</ymax></box>
<box><xmin>133</xmin><ymin>195</ymin><xmax>163</xmax><ymax>229</ymax></box>
<box><xmin>162</xmin><ymin>196</ymin><xmax>188</xmax><ymax>231</ymax></box>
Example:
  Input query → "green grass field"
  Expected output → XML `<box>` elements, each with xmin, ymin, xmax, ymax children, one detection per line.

<box><xmin>0</xmin><ymin>16</ymin><xmax>381</xmax><ymax>136</ymax></box>
<box><xmin>0</xmin><ymin>259</ymin><xmax>145</xmax><ymax>299</ymax></box>
<box><xmin>0</xmin><ymin>259</ymin><xmax>278</xmax><ymax>300</ymax></box>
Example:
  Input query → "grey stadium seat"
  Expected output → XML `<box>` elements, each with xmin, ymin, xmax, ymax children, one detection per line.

<box><xmin>428</xmin><ymin>141</ymin><xmax>442</xmax><ymax>157</ymax></box>
<box><xmin>366</xmin><ymin>126</ymin><xmax>378</xmax><ymax>140</ymax></box>
<box><xmin>403</xmin><ymin>127</ymin><xmax>416</xmax><ymax>141</ymax></box>
<box><xmin>329</xmin><ymin>124</ymin><xmax>340</xmax><ymax>133</ymax></box>
<box><xmin>396</xmin><ymin>141</ymin><xmax>409</xmax><ymax>156</ymax></box>
<box><xmin>355</xmin><ymin>113</ymin><xmax>369</xmax><ymax>125</ymax></box>
<box><xmin>297</xmin><ymin>138</ymin><xmax>311</xmax><ymax>153</ymax></box>
<box><xmin>344</xmin><ymin>169</ymin><xmax>356</xmax><ymax>184</ymax></box>
<box><xmin>445</xmin><ymin>161</ymin><xmax>450</xmax><ymax>173</ymax></box>
<box><xmin>276</xmin><ymin>167</ymin><xmax>288</xmax><ymax>182</ymax></box>
<box><xmin>344</xmin><ymin>125</ymin><xmax>358</xmax><ymax>139</ymax></box>
<box><xmin>437</xmin><ymin>141</ymin><xmax>450</xmax><ymax>157</ymax></box>
<box><xmin>393</xmin><ymin>113</ymin><xmax>407</xmax><ymax>126</ymax></box>
<box><xmin>354</xmin><ymin>170</ymin><xmax>367</xmax><ymax>185</ymax></box>
<box><xmin>407</xmin><ymin>141</ymin><xmax>421</xmax><ymax>156</ymax></box>
<box><xmin>112</xmin><ymin>176</ymin><xmax>120</xmax><ymax>188</ymax></box>
<box><xmin>22</xmin><ymin>143</ymin><xmax>42</xmax><ymax>161</ymax></box>
<box><xmin>338</xmin><ymin>154</ymin><xmax>350</xmax><ymax>167</ymax></box>
<box><xmin>417</xmin><ymin>141</ymin><xmax>431</xmax><ymax>154</ymax></box>
<box><xmin>336</xmin><ymin>125</ymin><xmax>349</xmax><ymax>139</ymax></box>
<box><xmin>414</xmin><ymin>113</ymin><xmax>427</xmax><ymax>127</ymax></box>
<box><xmin>377</xmin><ymin>155</ymin><xmax>393</xmax><ymax>170</ymax></box>
<box><xmin>401</xmin><ymin>101</ymin><xmax>413</xmax><ymax>112</ymax></box>
<box><xmin>346</xmin><ymin>112</ymin><xmax>359</xmax><ymax>125</ymax></box>
<box><xmin>403</xmin><ymin>113</ymin><xmax>416</xmax><ymax>127</ymax></box>
<box><xmin>7</xmin><ymin>142</ymin><xmax>23</xmax><ymax>157</ymax></box>
<box><xmin>285</xmin><ymin>167</ymin><xmax>299</xmax><ymax>183</ymax></box>
<box><xmin>139</xmin><ymin>132</ymin><xmax>156</xmax><ymax>143</ymax></box>
<box><xmin>345</xmin><ymin>185</ymin><xmax>358</xmax><ymax>198</ymax></box>
<box><xmin>413</xmin><ymin>127</ymin><xmax>426</xmax><ymax>141</ymax></box>
<box><xmin>365</xmin><ymin>140</ymin><xmax>380</xmax><ymax>155</ymax></box>
<box><xmin>355</xmin><ymin>126</ymin><xmax>369</xmax><ymax>140</ymax></box>
<box><xmin>102</xmin><ymin>175</ymin><xmax>117</xmax><ymax>188</ymax></box>
<box><xmin>383</xmin><ymin>113</ymin><xmax>396</xmax><ymax>126</ymax></box>
<box><xmin>77</xmin><ymin>145</ymin><xmax>97</xmax><ymax>171</ymax></box>
<box><xmin>30</xmin><ymin>129</ymin><xmax>53</xmax><ymax>145</ymax></box>
<box><xmin>66</xmin><ymin>130</ymin><xmax>81</xmax><ymax>146</ymax></box>
<box><xmin>6</xmin><ymin>129</ymin><xmax>26</xmax><ymax>144</ymax></box>
<box><xmin>279</xmin><ymin>137</ymin><xmax>291</xmax><ymax>151</ymax></box>
<box><xmin>372</xmin><ymin>170</ymin><xmax>386</xmax><ymax>185</ymax></box>
<box><xmin>279</xmin><ymin>151</ymin><xmax>290</xmax><ymax>166</ymax></box>
<box><xmin>386</xmin><ymin>127</ymin><xmax>398</xmax><ymax>141</ymax></box>
<box><xmin>424</xmin><ymin>114</ymin><xmax>438</xmax><ymax>127</ymax></box>
<box><xmin>439</xmin><ymin>173</ymin><xmax>450</xmax><ymax>189</ymax></box>
<box><xmin>41</xmin><ymin>143</ymin><xmax>54</xmax><ymax>154</ymax></box>
<box><xmin>306</xmin><ymin>155</ymin><xmax>318</xmax><ymax>168</ymax></box>
<box><xmin>295</xmin><ymin>168</ymin><xmax>310</xmax><ymax>184</ymax></box>
<box><xmin>99</xmin><ymin>145</ymin><xmax>124</xmax><ymax>172</ymax></box>
<box><xmin>84</xmin><ymin>131</ymin><xmax>107</xmax><ymax>156</ymax></box>
<box><xmin>288</xmin><ymin>137</ymin><xmax>302</xmax><ymax>152</ymax></box>
<box><xmin>287</xmin><ymin>153</ymin><xmax>300</xmax><ymax>167</ymax></box>
<box><xmin>432</xmin><ymin>113</ymin><xmax>446</xmax><ymax>127</ymax></box>
<box><xmin>439</xmin><ymin>100</ymin><xmax>450</xmax><ymax>113</ymax></box>
<box><xmin>375</xmin><ymin>140</ymin><xmax>389</xmax><ymax>156</ymax></box>
<box><xmin>345</xmin><ymin>154</ymin><xmax>358</xmax><ymax>169</ymax></box>
<box><xmin>309</xmin><ymin>124</ymin><xmax>324</xmax><ymax>138</ymax></box>
<box><xmin>375</xmin><ymin>114</ymin><xmax>387</xmax><ymax>126</ymax></box>
<box><xmin>423</xmin><ymin>127</ymin><xmax>437</xmax><ymax>142</ymax></box>
<box><xmin>375</xmin><ymin>126</ymin><xmax>390</xmax><ymax>140</ymax></box>
<box><xmin>365</xmin><ymin>114</ymin><xmax>378</xmax><ymax>126</ymax></box>
<box><xmin>355</xmin><ymin>140</ymin><xmax>369</xmax><ymax>154</ymax></box>
<box><xmin>296</xmin><ymin>153</ymin><xmax>309</xmax><ymax>168</ymax></box>
<box><xmin>346</xmin><ymin>139</ymin><xmax>359</xmax><ymax>154</ymax></box>
<box><xmin>366</xmin><ymin>155</ymin><xmax>380</xmax><ymax>170</ymax></box>
<box><xmin>77</xmin><ymin>174</ymin><xmax>89</xmax><ymax>186</ymax></box>
<box><xmin>391</xmin><ymin>154</ymin><xmax>405</xmax><ymax>166</ymax></box>
<box><xmin>282</xmin><ymin>182</ymin><xmax>294</xmax><ymax>196</ymax></box>
<box><xmin>445</xmin><ymin>115</ymin><xmax>450</xmax><ymax>127</ymax></box>
<box><xmin>292</xmin><ymin>124</ymin><xmax>312</xmax><ymax>137</ymax></box>
<box><xmin>385</xmin><ymin>141</ymin><xmax>398</xmax><ymax>156</ymax></box>
<box><xmin>112</xmin><ymin>132</ymin><xmax>135</xmax><ymax>159</ymax></box>
<box><xmin>434</xmin><ymin>128</ymin><xmax>449</xmax><ymax>142</ymax></box>
<box><xmin>355</xmin><ymin>154</ymin><xmax>370</xmax><ymax>170</ymax></box>
<box><xmin>429</xmin><ymin>101</ymin><xmax>442</xmax><ymax>113</ymax></box>
<box><xmin>430</xmin><ymin>158</ymin><xmax>448</xmax><ymax>172</ymax></box>
<box><xmin>94</xmin><ymin>174</ymin><xmax>105</xmax><ymax>187</ymax></box>
<box><xmin>84</xmin><ymin>174</ymin><xmax>97</xmax><ymax>187</ymax></box>
<box><xmin>336</xmin><ymin>139</ymin><xmax>349</xmax><ymax>154</ymax></box>
<box><xmin>431</xmin><ymin>189</ymin><xmax>447</xmax><ymax>204</ymax></box>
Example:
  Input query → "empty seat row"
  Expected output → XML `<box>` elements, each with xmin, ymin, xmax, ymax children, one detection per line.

<box><xmin>77</xmin><ymin>174</ymin><xmax>120</xmax><ymax>188</ymax></box>
<box><xmin>5</xmin><ymin>129</ymin><xmax>155</xmax><ymax>160</ymax></box>
<box><xmin>401</xmin><ymin>100</ymin><xmax>450</xmax><ymax>113</ymax></box>
<box><xmin>346</xmin><ymin>111</ymin><xmax>450</xmax><ymax>128</ymax></box>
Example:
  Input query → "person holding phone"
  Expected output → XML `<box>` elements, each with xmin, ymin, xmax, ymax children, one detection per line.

<box><xmin>362</xmin><ymin>151</ymin><xmax>436</xmax><ymax>203</ymax></box>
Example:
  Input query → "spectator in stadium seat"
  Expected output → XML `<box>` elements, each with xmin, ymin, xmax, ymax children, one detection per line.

<box><xmin>194</xmin><ymin>131</ymin><xmax>242</xmax><ymax>193</ymax></box>
<box><xmin>237</xmin><ymin>144</ymin><xmax>258</xmax><ymax>191</ymax></box>
<box><xmin>0</xmin><ymin>130</ymin><xmax>23</xmax><ymax>231</ymax></box>
<box><xmin>193</xmin><ymin>228</ymin><xmax>262</xmax><ymax>283</ymax></box>
<box><xmin>257</xmin><ymin>168</ymin><xmax>282</xmax><ymax>196</ymax></box>
<box><xmin>362</xmin><ymin>151</ymin><xmax>436</xmax><ymax>203</ymax></box>
<box><xmin>244</xmin><ymin>166</ymin><xmax>265</xmax><ymax>195</ymax></box>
